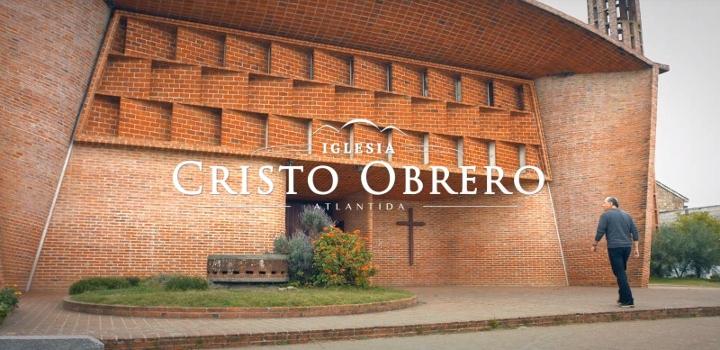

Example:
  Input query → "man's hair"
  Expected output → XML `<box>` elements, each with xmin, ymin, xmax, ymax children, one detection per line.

<box><xmin>605</xmin><ymin>196</ymin><xmax>619</xmax><ymax>208</ymax></box>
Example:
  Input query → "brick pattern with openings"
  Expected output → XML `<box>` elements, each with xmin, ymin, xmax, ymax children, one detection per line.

<box><xmin>5</xmin><ymin>6</ymin><xmax>658</xmax><ymax>290</ymax></box>
<box><xmin>76</xmin><ymin>12</ymin><xmax>550</xmax><ymax>180</ymax></box>
<box><xmin>224</xmin><ymin>35</ymin><xmax>269</xmax><ymax>73</ymax></box>
<box><xmin>220</xmin><ymin>110</ymin><xmax>266</xmax><ymax>150</ymax></box>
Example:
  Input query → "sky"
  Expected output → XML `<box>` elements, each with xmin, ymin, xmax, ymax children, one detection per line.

<box><xmin>538</xmin><ymin>0</ymin><xmax>720</xmax><ymax>208</ymax></box>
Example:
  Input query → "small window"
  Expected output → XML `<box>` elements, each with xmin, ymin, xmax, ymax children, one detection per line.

<box><xmin>421</xmin><ymin>69</ymin><xmax>429</xmax><ymax>97</ymax></box>
<box><xmin>486</xmin><ymin>80</ymin><xmax>495</xmax><ymax>106</ymax></box>
<box><xmin>488</xmin><ymin>141</ymin><xmax>496</xmax><ymax>166</ymax></box>
<box><xmin>423</xmin><ymin>134</ymin><xmax>430</xmax><ymax>165</ymax></box>
<box><xmin>518</xmin><ymin>144</ymin><xmax>526</xmax><ymax>167</ymax></box>
<box><xmin>348</xmin><ymin>57</ymin><xmax>354</xmax><ymax>86</ymax></box>
<box><xmin>456</xmin><ymin>138</ymin><xmax>464</xmax><ymax>167</ymax></box>
<box><xmin>454</xmin><ymin>75</ymin><xmax>462</xmax><ymax>102</ymax></box>
<box><xmin>385</xmin><ymin>63</ymin><xmax>393</xmax><ymax>91</ymax></box>
<box><xmin>515</xmin><ymin>85</ymin><xmax>525</xmax><ymax>111</ymax></box>
<box><xmin>308</xmin><ymin>50</ymin><xmax>314</xmax><ymax>79</ymax></box>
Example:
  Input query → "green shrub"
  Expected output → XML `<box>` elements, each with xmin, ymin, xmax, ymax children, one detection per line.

<box><xmin>313</xmin><ymin>227</ymin><xmax>376</xmax><ymax>287</ymax></box>
<box><xmin>143</xmin><ymin>274</ymin><xmax>176</xmax><ymax>286</ymax></box>
<box><xmin>274</xmin><ymin>235</ymin><xmax>291</xmax><ymax>255</ymax></box>
<box><xmin>0</xmin><ymin>286</ymin><xmax>21</xmax><ymax>324</ymax></box>
<box><xmin>274</xmin><ymin>233</ymin><xmax>316</xmax><ymax>285</ymax></box>
<box><xmin>163</xmin><ymin>275</ymin><xmax>208</xmax><ymax>291</ymax></box>
<box><xmin>299</xmin><ymin>205</ymin><xmax>334</xmax><ymax>237</ymax></box>
<box><xmin>710</xmin><ymin>272</ymin><xmax>720</xmax><ymax>282</ymax></box>
<box><xmin>651</xmin><ymin>212</ymin><xmax>720</xmax><ymax>278</ymax></box>
<box><xmin>0</xmin><ymin>287</ymin><xmax>20</xmax><ymax>309</ymax></box>
<box><xmin>68</xmin><ymin>276</ymin><xmax>139</xmax><ymax>295</ymax></box>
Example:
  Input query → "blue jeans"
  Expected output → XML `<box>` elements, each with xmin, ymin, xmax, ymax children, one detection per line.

<box><xmin>608</xmin><ymin>247</ymin><xmax>634</xmax><ymax>304</ymax></box>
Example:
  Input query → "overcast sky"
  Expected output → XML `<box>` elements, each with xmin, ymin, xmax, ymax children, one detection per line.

<box><xmin>537</xmin><ymin>0</ymin><xmax>720</xmax><ymax>207</ymax></box>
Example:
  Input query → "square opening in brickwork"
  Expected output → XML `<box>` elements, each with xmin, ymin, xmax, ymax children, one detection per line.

<box><xmin>97</xmin><ymin>55</ymin><xmax>152</xmax><ymax>98</ymax></box>
<box><xmin>463</xmin><ymin>137</ymin><xmax>489</xmax><ymax>168</ymax></box>
<box><xmin>118</xmin><ymin>98</ymin><xmax>172</xmax><ymax>141</ymax></box>
<box><xmin>176</xmin><ymin>27</ymin><xmax>225</xmax><ymax>67</ymax></box>
<box><xmin>224</xmin><ymin>35</ymin><xmax>270</xmax><ymax>73</ymax></box>
<box><xmin>459</xmin><ymin>75</ymin><xmax>486</xmax><ymax>106</ymax></box>
<box><xmin>124</xmin><ymin>18</ymin><xmax>177</xmax><ymax>60</ymax></box>
<box><xmin>200</xmin><ymin>67</ymin><xmax>247</xmax><ymax>109</ymax></box>
<box><xmin>171</xmin><ymin>104</ymin><xmax>222</xmax><ymax>145</ymax></box>
<box><xmin>391</xmin><ymin>129</ymin><xmax>424</xmax><ymax>165</ymax></box>
<box><xmin>270</xmin><ymin>42</ymin><xmax>312</xmax><ymax>79</ymax></box>
<box><xmin>429</xmin><ymin>134</ymin><xmax>458</xmax><ymax>166</ymax></box>
<box><xmin>311</xmin><ymin>120</ymin><xmax>350</xmax><ymax>156</ymax></box>
<box><xmin>110</xmin><ymin>17</ymin><xmax>127</xmax><ymax>54</ymax></box>
<box><xmin>220</xmin><ymin>110</ymin><xmax>267</xmax><ymax>150</ymax></box>
<box><xmin>267</xmin><ymin>115</ymin><xmax>310</xmax><ymax>153</ymax></box>
<box><xmin>314</xmin><ymin>49</ymin><xmax>353</xmax><ymax>85</ymax></box>
<box><xmin>392</xmin><ymin>62</ymin><xmax>424</xmax><ymax>97</ymax></box>
<box><xmin>353</xmin><ymin>56</ymin><xmax>388</xmax><ymax>91</ymax></box>
<box><xmin>83</xmin><ymin>94</ymin><xmax>120</xmax><ymax>137</ymax></box>
<box><xmin>427</xmin><ymin>68</ymin><xmax>455</xmax><ymax>101</ymax></box>
<box><xmin>150</xmin><ymin>61</ymin><xmax>202</xmax><ymax>104</ymax></box>
<box><xmin>493</xmin><ymin>80</ymin><xmax>522</xmax><ymax>110</ymax></box>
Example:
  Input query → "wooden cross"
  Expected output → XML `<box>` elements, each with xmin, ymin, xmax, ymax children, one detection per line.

<box><xmin>396</xmin><ymin>207</ymin><xmax>425</xmax><ymax>266</ymax></box>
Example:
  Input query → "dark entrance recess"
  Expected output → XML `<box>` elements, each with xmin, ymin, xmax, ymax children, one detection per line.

<box><xmin>285</xmin><ymin>200</ymin><xmax>343</xmax><ymax>236</ymax></box>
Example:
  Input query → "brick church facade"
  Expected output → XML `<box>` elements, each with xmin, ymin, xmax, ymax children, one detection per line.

<box><xmin>1</xmin><ymin>0</ymin><xmax>665</xmax><ymax>290</ymax></box>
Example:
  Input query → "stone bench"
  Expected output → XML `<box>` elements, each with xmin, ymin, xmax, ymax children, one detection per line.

<box><xmin>207</xmin><ymin>254</ymin><xmax>289</xmax><ymax>283</ymax></box>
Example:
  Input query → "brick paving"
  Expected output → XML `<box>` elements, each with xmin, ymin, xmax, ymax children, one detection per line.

<box><xmin>1</xmin><ymin>286</ymin><xmax>720</xmax><ymax>342</ymax></box>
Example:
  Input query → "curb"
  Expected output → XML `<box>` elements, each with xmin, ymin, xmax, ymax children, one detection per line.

<box><xmin>101</xmin><ymin>306</ymin><xmax>720</xmax><ymax>350</ymax></box>
<box><xmin>63</xmin><ymin>296</ymin><xmax>418</xmax><ymax>319</ymax></box>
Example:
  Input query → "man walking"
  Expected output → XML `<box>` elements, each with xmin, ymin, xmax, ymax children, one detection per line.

<box><xmin>592</xmin><ymin>196</ymin><xmax>640</xmax><ymax>308</ymax></box>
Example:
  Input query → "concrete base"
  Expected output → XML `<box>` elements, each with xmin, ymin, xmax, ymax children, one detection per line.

<box><xmin>0</xmin><ymin>336</ymin><xmax>103</xmax><ymax>350</ymax></box>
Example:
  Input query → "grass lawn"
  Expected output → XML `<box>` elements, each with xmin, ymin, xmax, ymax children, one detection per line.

<box><xmin>650</xmin><ymin>277</ymin><xmax>720</xmax><ymax>288</ymax></box>
<box><xmin>70</xmin><ymin>285</ymin><xmax>414</xmax><ymax>308</ymax></box>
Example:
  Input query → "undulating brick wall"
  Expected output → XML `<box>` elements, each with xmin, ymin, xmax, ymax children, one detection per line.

<box><xmin>29</xmin><ymin>11</ymin><xmax>565</xmax><ymax>289</ymax></box>
<box><xmin>32</xmin><ymin>145</ymin><xmax>287</xmax><ymax>290</ymax></box>
<box><xmin>369</xmin><ymin>185</ymin><xmax>568</xmax><ymax>287</ymax></box>
<box><xmin>0</xmin><ymin>0</ymin><xmax>109</xmax><ymax>288</ymax></box>
<box><xmin>75</xmin><ymin>12</ymin><xmax>548</xmax><ymax>179</ymax></box>
<box><xmin>535</xmin><ymin>69</ymin><xmax>657</xmax><ymax>287</ymax></box>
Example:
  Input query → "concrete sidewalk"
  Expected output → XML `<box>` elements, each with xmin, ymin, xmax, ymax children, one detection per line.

<box><xmin>1</xmin><ymin>285</ymin><xmax>719</xmax><ymax>341</ymax></box>
<box><xmin>235</xmin><ymin>317</ymin><xmax>720</xmax><ymax>350</ymax></box>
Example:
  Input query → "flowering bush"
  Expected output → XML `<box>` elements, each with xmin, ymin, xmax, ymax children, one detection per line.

<box><xmin>313</xmin><ymin>227</ymin><xmax>376</xmax><ymax>287</ymax></box>
<box><xmin>0</xmin><ymin>285</ymin><xmax>21</xmax><ymax>324</ymax></box>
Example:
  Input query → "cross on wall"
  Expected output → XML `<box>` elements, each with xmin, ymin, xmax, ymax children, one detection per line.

<box><xmin>396</xmin><ymin>207</ymin><xmax>425</xmax><ymax>266</ymax></box>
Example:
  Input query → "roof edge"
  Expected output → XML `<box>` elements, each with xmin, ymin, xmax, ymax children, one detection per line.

<box><xmin>656</xmin><ymin>180</ymin><xmax>690</xmax><ymax>202</ymax></box>
<box><xmin>522</xmin><ymin>0</ymin><xmax>667</xmax><ymax>72</ymax></box>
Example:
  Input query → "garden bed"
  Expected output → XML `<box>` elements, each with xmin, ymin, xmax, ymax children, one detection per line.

<box><xmin>65</xmin><ymin>285</ymin><xmax>417</xmax><ymax>318</ymax></box>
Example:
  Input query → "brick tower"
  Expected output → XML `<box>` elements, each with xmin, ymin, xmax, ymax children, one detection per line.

<box><xmin>587</xmin><ymin>0</ymin><xmax>643</xmax><ymax>53</ymax></box>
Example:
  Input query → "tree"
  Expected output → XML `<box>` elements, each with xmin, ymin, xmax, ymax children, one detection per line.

<box><xmin>651</xmin><ymin>212</ymin><xmax>720</xmax><ymax>278</ymax></box>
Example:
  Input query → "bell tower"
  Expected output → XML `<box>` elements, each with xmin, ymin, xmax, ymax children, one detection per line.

<box><xmin>587</xmin><ymin>0</ymin><xmax>643</xmax><ymax>53</ymax></box>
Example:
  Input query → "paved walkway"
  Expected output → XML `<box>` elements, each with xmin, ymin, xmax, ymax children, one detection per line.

<box><xmin>235</xmin><ymin>316</ymin><xmax>720</xmax><ymax>350</ymax></box>
<box><xmin>1</xmin><ymin>285</ymin><xmax>719</xmax><ymax>341</ymax></box>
